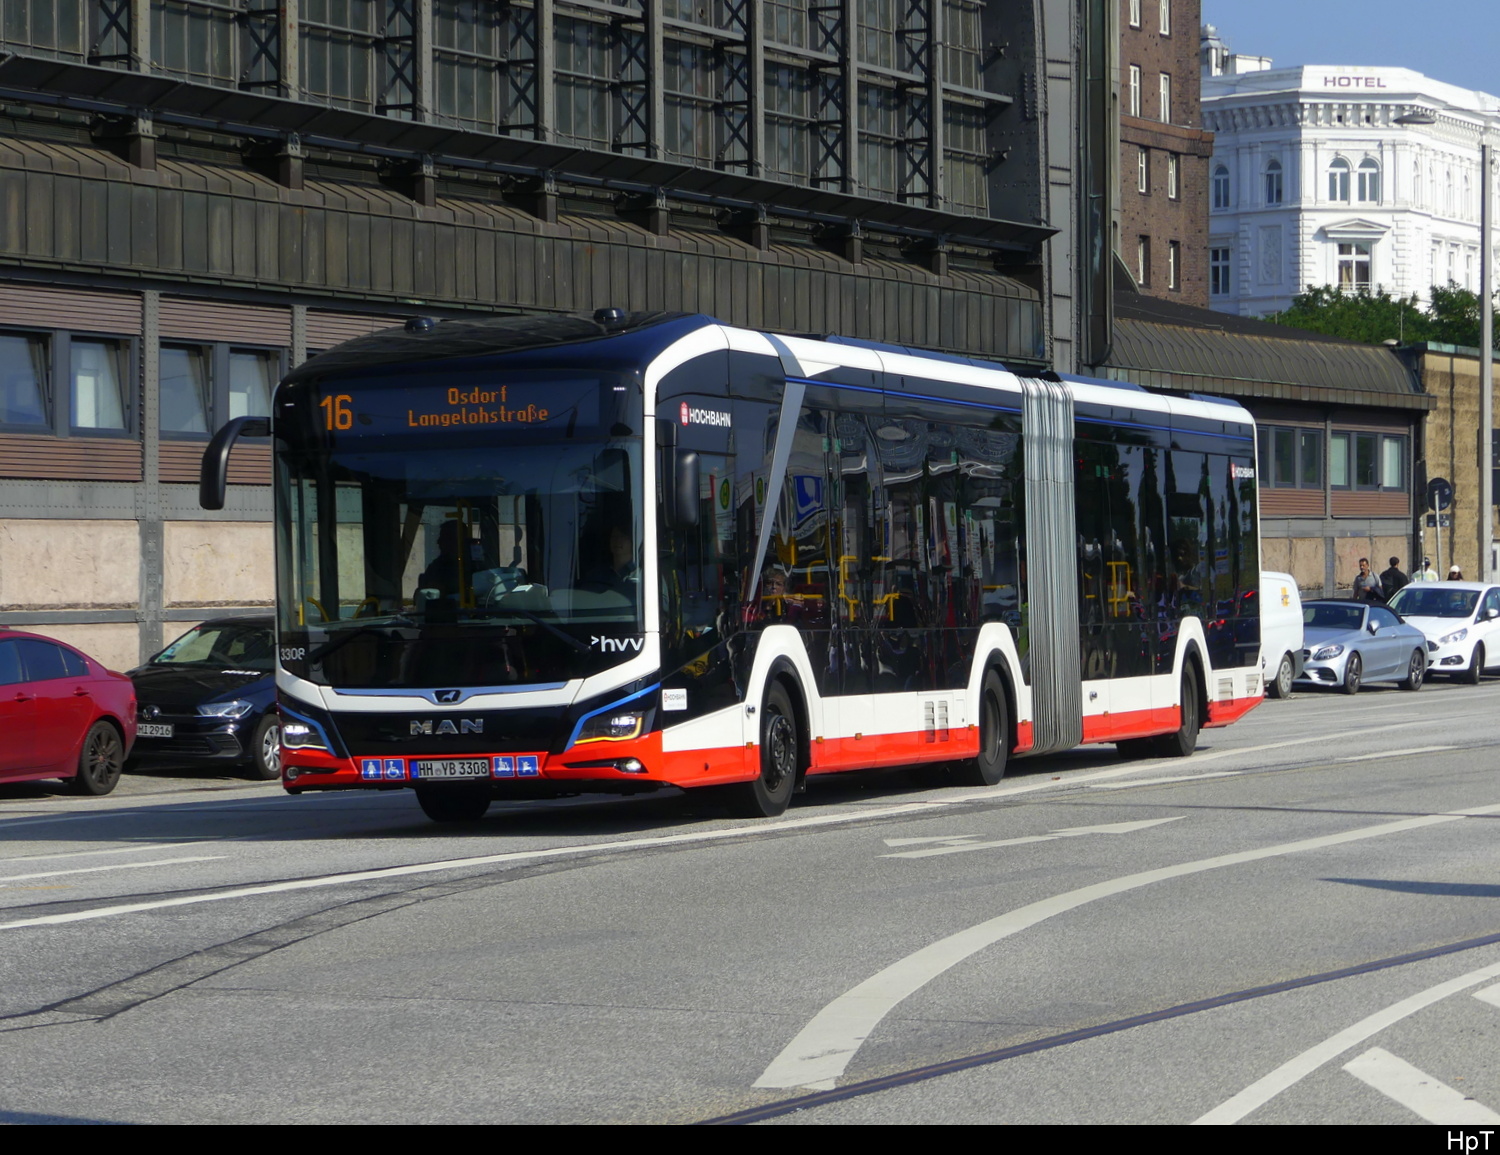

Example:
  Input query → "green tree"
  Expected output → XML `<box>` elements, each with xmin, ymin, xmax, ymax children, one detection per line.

<box><xmin>1270</xmin><ymin>286</ymin><xmax>1431</xmax><ymax>344</ymax></box>
<box><xmin>1269</xmin><ymin>282</ymin><xmax>1495</xmax><ymax>350</ymax></box>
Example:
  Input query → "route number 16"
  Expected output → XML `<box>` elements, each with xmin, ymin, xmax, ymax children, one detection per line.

<box><xmin>320</xmin><ymin>394</ymin><xmax>353</xmax><ymax>431</ymax></box>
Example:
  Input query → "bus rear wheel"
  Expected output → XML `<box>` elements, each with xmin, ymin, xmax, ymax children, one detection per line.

<box><xmin>726</xmin><ymin>682</ymin><xmax>799</xmax><ymax>818</ymax></box>
<box><xmin>957</xmin><ymin>671</ymin><xmax>1009</xmax><ymax>786</ymax></box>
<box><xmin>415</xmin><ymin>783</ymin><xmax>491</xmax><ymax>823</ymax></box>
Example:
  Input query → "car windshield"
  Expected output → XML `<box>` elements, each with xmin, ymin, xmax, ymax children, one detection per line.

<box><xmin>1304</xmin><ymin>604</ymin><xmax>1363</xmax><ymax>631</ymax></box>
<box><xmin>154</xmin><ymin>623</ymin><xmax>274</xmax><ymax>671</ymax></box>
<box><xmin>1387</xmin><ymin>587</ymin><xmax>1479</xmax><ymax>619</ymax></box>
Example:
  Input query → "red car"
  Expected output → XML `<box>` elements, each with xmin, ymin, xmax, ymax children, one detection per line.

<box><xmin>0</xmin><ymin>629</ymin><xmax>136</xmax><ymax>795</ymax></box>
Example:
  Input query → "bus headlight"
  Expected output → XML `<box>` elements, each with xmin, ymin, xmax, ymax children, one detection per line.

<box><xmin>281</xmin><ymin>721</ymin><xmax>328</xmax><ymax>751</ymax></box>
<box><xmin>574</xmin><ymin>710</ymin><xmax>647</xmax><ymax>744</ymax></box>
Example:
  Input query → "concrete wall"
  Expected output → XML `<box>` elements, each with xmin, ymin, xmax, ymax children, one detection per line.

<box><xmin>0</xmin><ymin>520</ymin><xmax>139</xmax><ymax>609</ymax></box>
<box><xmin>162</xmin><ymin>522</ymin><xmax>274</xmax><ymax>608</ymax></box>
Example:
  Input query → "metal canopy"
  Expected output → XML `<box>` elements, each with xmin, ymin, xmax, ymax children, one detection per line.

<box><xmin>0</xmin><ymin>54</ymin><xmax>1056</xmax><ymax>253</ymax></box>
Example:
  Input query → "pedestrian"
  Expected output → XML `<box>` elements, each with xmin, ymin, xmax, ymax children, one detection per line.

<box><xmin>1352</xmin><ymin>557</ymin><xmax>1384</xmax><ymax>602</ymax></box>
<box><xmin>1413</xmin><ymin>557</ymin><xmax>1440</xmax><ymax>582</ymax></box>
<box><xmin>1448</xmin><ymin>564</ymin><xmax>1464</xmax><ymax>581</ymax></box>
<box><xmin>1380</xmin><ymin>556</ymin><xmax>1409</xmax><ymax>599</ymax></box>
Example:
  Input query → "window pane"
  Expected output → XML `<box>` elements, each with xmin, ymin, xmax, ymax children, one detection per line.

<box><xmin>0</xmin><ymin>333</ymin><xmax>48</xmax><ymax>425</ymax></box>
<box><xmin>1329</xmin><ymin>432</ymin><xmax>1349</xmax><ymax>487</ymax></box>
<box><xmin>1354</xmin><ymin>432</ymin><xmax>1377</xmax><ymax>487</ymax></box>
<box><xmin>70</xmin><ymin>340</ymin><xmax>126</xmax><ymax>430</ymax></box>
<box><xmin>1299</xmin><ymin>429</ymin><xmax>1321</xmax><ymax>487</ymax></box>
<box><xmin>1381</xmin><ymin>437</ymin><xmax>1404</xmax><ymax>488</ymax></box>
<box><xmin>161</xmin><ymin>345</ymin><xmax>210</xmax><ymax>434</ymax></box>
<box><xmin>229</xmin><ymin>350</ymin><xmax>277</xmax><ymax>419</ymax></box>
<box><xmin>1273</xmin><ymin>428</ymin><xmax>1295</xmax><ymax>487</ymax></box>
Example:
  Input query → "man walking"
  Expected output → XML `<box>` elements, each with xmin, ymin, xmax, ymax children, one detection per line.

<box><xmin>1413</xmin><ymin>557</ymin><xmax>1440</xmax><ymax>582</ymax></box>
<box><xmin>1352</xmin><ymin>557</ymin><xmax>1384</xmax><ymax>602</ymax></box>
<box><xmin>1380</xmin><ymin>557</ymin><xmax>1410</xmax><ymax>600</ymax></box>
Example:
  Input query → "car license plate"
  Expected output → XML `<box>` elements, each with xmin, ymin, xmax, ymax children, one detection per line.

<box><xmin>138</xmin><ymin>723</ymin><xmax>174</xmax><ymax>738</ymax></box>
<box><xmin>410</xmin><ymin>758</ymin><xmax>490</xmax><ymax>780</ymax></box>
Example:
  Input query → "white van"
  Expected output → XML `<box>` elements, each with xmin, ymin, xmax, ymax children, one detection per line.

<box><xmin>1260</xmin><ymin>571</ymin><xmax>1305</xmax><ymax>698</ymax></box>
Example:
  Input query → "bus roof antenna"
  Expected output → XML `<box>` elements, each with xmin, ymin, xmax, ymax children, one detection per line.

<box><xmin>594</xmin><ymin>307</ymin><xmax>627</xmax><ymax>327</ymax></box>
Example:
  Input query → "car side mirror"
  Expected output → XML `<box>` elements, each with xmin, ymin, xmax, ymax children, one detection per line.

<box><xmin>1367</xmin><ymin>622</ymin><xmax>1378</xmax><ymax>635</ymax></box>
<box><xmin>1486</xmin><ymin>608</ymin><xmax>1499</xmax><ymax>621</ymax></box>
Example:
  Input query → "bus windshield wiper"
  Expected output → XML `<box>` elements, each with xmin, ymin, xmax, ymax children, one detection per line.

<box><xmin>306</xmin><ymin>617</ymin><xmax>416</xmax><ymax>663</ymax></box>
<box><xmin>479</xmin><ymin>608</ymin><xmax>591</xmax><ymax>653</ymax></box>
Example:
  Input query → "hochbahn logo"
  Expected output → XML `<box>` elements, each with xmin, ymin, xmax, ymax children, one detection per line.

<box><xmin>680</xmin><ymin>402</ymin><xmax>731</xmax><ymax>427</ymax></box>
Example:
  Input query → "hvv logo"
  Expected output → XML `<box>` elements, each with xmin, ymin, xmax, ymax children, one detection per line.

<box><xmin>591</xmin><ymin>636</ymin><xmax>645</xmax><ymax>653</ymax></box>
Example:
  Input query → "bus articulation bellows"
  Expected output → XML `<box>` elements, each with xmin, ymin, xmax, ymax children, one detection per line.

<box><xmin>201</xmin><ymin>310</ymin><xmax>1262</xmax><ymax>823</ymax></box>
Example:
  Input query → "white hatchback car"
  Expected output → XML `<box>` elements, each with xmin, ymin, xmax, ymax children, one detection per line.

<box><xmin>1386</xmin><ymin>582</ymin><xmax>1500</xmax><ymax>683</ymax></box>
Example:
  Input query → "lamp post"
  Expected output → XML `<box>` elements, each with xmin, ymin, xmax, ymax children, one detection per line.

<box><xmin>1396</xmin><ymin>107</ymin><xmax>1496</xmax><ymax>580</ymax></box>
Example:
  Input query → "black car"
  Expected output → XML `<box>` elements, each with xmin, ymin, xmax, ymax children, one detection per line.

<box><xmin>128</xmin><ymin>616</ymin><xmax>279</xmax><ymax>779</ymax></box>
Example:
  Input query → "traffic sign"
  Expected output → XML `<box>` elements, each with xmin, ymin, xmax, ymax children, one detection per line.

<box><xmin>1428</xmin><ymin>477</ymin><xmax>1453</xmax><ymax>511</ymax></box>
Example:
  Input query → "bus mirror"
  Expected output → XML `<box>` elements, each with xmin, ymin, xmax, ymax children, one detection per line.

<box><xmin>199</xmin><ymin>416</ymin><xmax>271</xmax><ymax>510</ymax></box>
<box><xmin>675</xmin><ymin>450</ymin><xmax>700</xmax><ymax>528</ymax></box>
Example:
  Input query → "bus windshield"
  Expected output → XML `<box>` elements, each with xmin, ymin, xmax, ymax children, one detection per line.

<box><xmin>275</xmin><ymin>372</ymin><xmax>644</xmax><ymax>689</ymax></box>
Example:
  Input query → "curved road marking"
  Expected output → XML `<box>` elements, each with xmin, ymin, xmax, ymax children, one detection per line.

<box><xmin>1195</xmin><ymin>959</ymin><xmax>1500</xmax><ymax>1124</ymax></box>
<box><xmin>753</xmin><ymin>802</ymin><xmax>1500</xmax><ymax>1091</ymax></box>
<box><xmin>1342</xmin><ymin>1048</ymin><xmax>1500</xmax><ymax>1124</ymax></box>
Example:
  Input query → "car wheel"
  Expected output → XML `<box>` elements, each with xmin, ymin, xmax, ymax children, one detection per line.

<box><xmin>1400</xmin><ymin>649</ymin><xmax>1425</xmax><ymax>691</ymax></box>
<box><xmin>414</xmin><ymin>783</ymin><xmax>491</xmax><ymax>823</ymax></box>
<box><xmin>957</xmin><ymin>670</ymin><xmax>1009</xmax><ymax>786</ymax></box>
<box><xmin>725</xmin><ymin>681</ymin><xmax>800</xmax><ymax>817</ymax></box>
<box><xmin>1341</xmin><ymin>652</ymin><xmax>1362</xmax><ymax>695</ymax></box>
<box><xmin>1266</xmin><ymin>653</ymin><xmax>1295</xmax><ymax>699</ymax></box>
<box><xmin>1152</xmin><ymin>670</ymin><xmax>1201</xmax><ymax>758</ymax></box>
<box><xmin>67</xmin><ymin>721</ymin><xmax>124</xmax><ymax>796</ymax></box>
<box><xmin>249</xmin><ymin>715</ymin><xmax>281</xmax><ymax>780</ymax></box>
<box><xmin>1464</xmin><ymin>643</ymin><xmax>1485</xmax><ymax>685</ymax></box>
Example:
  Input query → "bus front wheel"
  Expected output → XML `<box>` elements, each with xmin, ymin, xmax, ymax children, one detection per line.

<box><xmin>726</xmin><ymin>682</ymin><xmax>800</xmax><ymax>818</ymax></box>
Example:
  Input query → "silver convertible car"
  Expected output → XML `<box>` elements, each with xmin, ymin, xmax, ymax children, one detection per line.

<box><xmin>1295</xmin><ymin>600</ymin><xmax>1428</xmax><ymax>695</ymax></box>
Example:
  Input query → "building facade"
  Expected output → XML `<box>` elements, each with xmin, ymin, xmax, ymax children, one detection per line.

<box><xmin>1200</xmin><ymin>49</ymin><xmax>1500</xmax><ymax>318</ymax></box>
<box><xmin>1117</xmin><ymin>0</ymin><xmax>1213</xmax><ymax>307</ymax></box>
<box><xmin>0</xmin><ymin>1</ymin><xmax>1114</xmax><ymax>671</ymax></box>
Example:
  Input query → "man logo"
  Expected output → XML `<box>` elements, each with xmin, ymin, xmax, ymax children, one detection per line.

<box><xmin>435</xmin><ymin>689</ymin><xmax>462</xmax><ymax>703</ymax></box>
<box><xmin>410</xmin><ymin>719</ymin><xmax>484</xmax><ymax>736</ymax></box>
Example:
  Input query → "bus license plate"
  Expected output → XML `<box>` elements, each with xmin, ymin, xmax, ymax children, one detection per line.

<box><xmin>410</xmin><ymin>758</ymin><xmax>490</xmax><ymax>780</ymax></box>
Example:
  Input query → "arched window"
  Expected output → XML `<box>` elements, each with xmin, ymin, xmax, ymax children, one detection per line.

<box><xmin>1264</xmin><ymin>158</ymin><xmax>1283</xmax><ymax>205</ymax></box>
<box><xmin>1445</xmin><ymin>168</ymin><xmax>1455</xmax><ymax>215</ymax></box>
<box><xmin>1357</xmin><ymin>158</ymin><xmax>1380</xmax><ymax>203</ymax></box>
<box><xmin>1413</xmin><ymin>160</ymin><xmax>1422</xmax><ymax>208</ymax></box>
<box><xmin>1328</xmin><ymin>157</ymin><xmax>1351</xmax><ymax>202</ymax></box>
<box><xmin>1212</xmin><ymin>164</ymin><xmax>1231</xmax><ymax>210</ymax></box>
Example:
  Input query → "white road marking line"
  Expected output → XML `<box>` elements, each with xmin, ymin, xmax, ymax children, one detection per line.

<box><xmin>753</xmin><ymin>802</ymin><xmax>1500</xmax><ymax>1091</ymax></box>
<box><xmin>1471</xmin><ymin>983</ymin><xmax>1500</xmax><ymax>1010</ymax></box>
<box><xmin>0</xmin><ymin>843</ymin><xmax>212</xmax><ymax>865</ymax></box>
<box><xmin>882</xmin><ymin>836</ymin><xmax>979</xmax><ymax>848</ymax></box>
<box><xmin>0</xmin><ymin>856</ymin><xmax>226</xmax><ymax>884</ymax></box>
<box><xmin>1052</xmin><ymin>817</ymin><xmax>1184</xmax><ymax>836</ymax></box>
<box><xmin>883</xmin><ymin>835</ymin><xmax>1061</xmax><ymax>860</ymax></box>
<box><xmin>1337</xmin><ymin>746</ymin><xmax>1457</xmax><ymax>764</ymax></box>
<box><xmin>1090</xmin><ymin>772</ymin><xmax>1241</xmax><ymax>790</ymax></box>
<box><xmin>1195</xmin><ymin>957</ymin><xmax>1500</xmax><ymax>1124</ymax></box>
<box><xmin>880</xmin><ymin>818</ymin><xmax>1183</xmax><ymax>860</ymax></box>
<box><xmin>1342</xmin><ymin>1048</ymin><xmax>1500</xmax><ymax>1124</ymax></box>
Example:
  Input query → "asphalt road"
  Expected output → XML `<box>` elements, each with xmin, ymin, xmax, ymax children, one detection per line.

<box><xmin>2</xmin><ymin>679</ymin><xmax>1498</xmax><ymax>1125</ymax></box>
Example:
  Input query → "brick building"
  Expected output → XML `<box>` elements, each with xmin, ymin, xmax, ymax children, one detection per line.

<box><xmin>1117</xmin><ymin>0</ymin><xmax>1214</xmax><ymax>307</ymax></box>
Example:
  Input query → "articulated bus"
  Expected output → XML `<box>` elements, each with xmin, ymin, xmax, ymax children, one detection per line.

<box><xmin>200</xmin><ymin>310</ymin><xmax>1262</xmax><ymax>823</ymax></box>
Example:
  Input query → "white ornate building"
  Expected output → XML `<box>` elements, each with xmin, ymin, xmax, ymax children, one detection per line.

<box><xmin>1199</xmin><ymin>40</ymin><xmax>1499</xmax><ymax>318</ymax></box>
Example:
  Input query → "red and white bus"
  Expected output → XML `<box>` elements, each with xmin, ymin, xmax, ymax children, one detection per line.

<box><xmin>201</xmin><ymin>310</ymin><xmax>1262</xmax><ymax>822</ymax></box>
